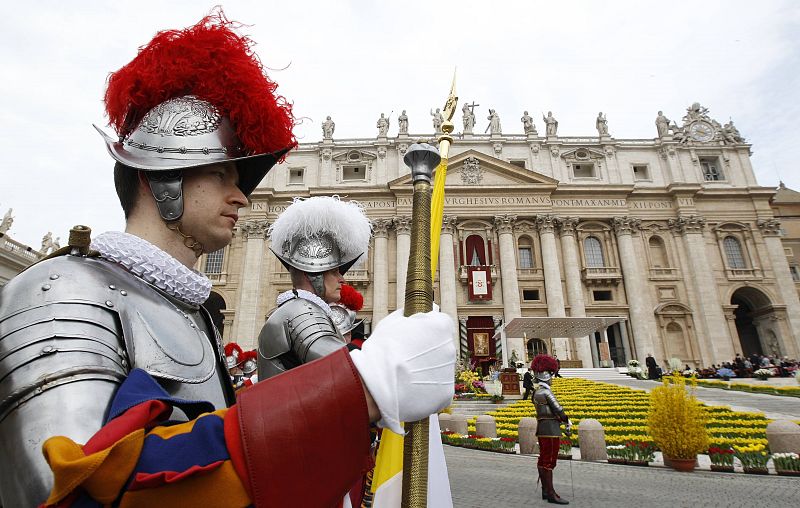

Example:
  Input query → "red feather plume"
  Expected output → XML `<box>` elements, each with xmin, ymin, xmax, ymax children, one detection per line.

<box><xmin>224</xmin><ymin>342</ymin><xmax>243</xmax><ymax>358</ymax></box>
<box><xmin>240</xmin><ymin>350</ymin><xmax>257</xmax><ymax>362</ymax></box>
<box><xmin>104</xmin><ymin>8</ymin><xmax>295</xmax><ymax>156</ymax></box>
<box><xmin>531</xmin><ymin>354</ymin><xmax>559</xmax><ymax>373</ymax></box>
<box><xmin>338</xmin><ymin>284</ymin><xmax>364</xmax><ymax>311</ymax></box>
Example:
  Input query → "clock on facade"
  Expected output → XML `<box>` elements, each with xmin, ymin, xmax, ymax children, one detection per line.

<box><xmin>688</xmin><ymin>121</ymin><xmax>714</xmax><ymax>142</ymax></box>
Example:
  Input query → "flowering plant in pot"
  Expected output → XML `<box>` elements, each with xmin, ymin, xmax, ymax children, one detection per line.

<box><xmin>772</xmin><ymin>452</ymin><xmax>800</xmax><ymax>476</ymax></box>
<box><xmin>753</xmin><ymin>368</ymin><xmax>772</xmax><ymax>381</ymax></box>
<box><xmin>606</xmin><ymin>444</ymin><xmax>626</xmax><ymax>464</ymax></box>
<box><xmin>734</xmin><ymin>443</ymin><xmax>770</xmax><ymax>474</ymax></box>
<box><xmin>625</xmin><ymin>440</ymin><xmax>655</xmax><ymax>465</ymax></box>
<box><xmin>647</xmin><ymin>374</ymin><xmax>709</xmax><ymax>472</ymax></box>
<box><xmin>715</xmin><ymin>367</ymin><xmax>735</xmax><ymax>382</ymax></box>
<box><xmin>558</xmin><ymin>438</ymin><xmax>573</xmax><ymax>459</ymax></box>
<box><xmin>708</xmin><ymin>446</ymin><xmax>735</xmax><ymax>472</ymax></box>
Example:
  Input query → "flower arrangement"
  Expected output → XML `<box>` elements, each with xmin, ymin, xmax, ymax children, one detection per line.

<box><xmin>465</xmin><ymin>377</ymin><xmax>771</xmax><ymax>456</ymax></box>
<box><xmin>707</xmin><ymin>446</ymin><xmax>735</xmax><ymax>471</ymax></box>
<box><xmin>559</xmin><ymin>438</ymin><xmax>572</xmax><ymax>458</ymax></box>
<box><xmin>625</xmin><ymin>440</ymin><xmax>656</xmax><ymax>463</ymax></box>
<box><xmin>489</xmin><ymin>394</ymin><xmax>505</xmax><ymax>403</ymax></box>
<box><xmin>606</xmin><ymin>444</ymin><xmax>626</xmax><ymax>464</ymax></box>
<box><xmin>682</xmin><ymin>369</ymin><xmax>697</xmax><ymax>378</ymax></box>
<box><xmin>734</xmin><ymin>443</ymin><xmax>769</xmax><ymax>473</ymax></box>
<box><xmin>753</xmin><ymin>368</ymin><xmax>773</xmax><ymax>381</ymax></box>
<box><xmin>441</xmin><ymin>432</ymin><xmax>515</xmax><ymax>453</ymax></box>
<box><xmin>626</xmin><ymin>360</ymin><xmax>643</xmax><ymax>378</ymax></box>
<box><xmin>772</xmin><ymin>452</ymin><xmax>800</xmax><ymax>475</ymax></box>
<box><xmin>647</xmin><ymin>374</ymin><xmax>709</xmax><ymax>463</ymax></box>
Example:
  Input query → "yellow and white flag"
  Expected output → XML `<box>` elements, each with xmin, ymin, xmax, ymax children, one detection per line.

<box><xmin>370</xmin><ymin>415</ymin><xmax>453</xmax><ymax>507</ymax></box>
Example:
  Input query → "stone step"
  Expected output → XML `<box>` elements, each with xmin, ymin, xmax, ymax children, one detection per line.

<box><xmin>557</xmin><ymin>368</ymin><xmax>631</xmax><ymax>380</ymax></box>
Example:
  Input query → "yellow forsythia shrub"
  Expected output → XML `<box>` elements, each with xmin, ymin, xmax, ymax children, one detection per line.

<box><xmin>647</xmin><ymin>374</ymin><xmax>709</xmax><ymax>460</ymax></box>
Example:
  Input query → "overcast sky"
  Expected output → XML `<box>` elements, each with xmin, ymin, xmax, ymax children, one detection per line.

<box><xmin>1</xmin><ymin>0</ymin><xmax>798</xmax><ymax>248</ymax></box>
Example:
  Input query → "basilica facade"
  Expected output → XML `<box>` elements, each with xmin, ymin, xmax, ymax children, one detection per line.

<box><xmin>199</xmin><ymin>103</ymin><xmax>800</xmax><ymax>370</ymax></box>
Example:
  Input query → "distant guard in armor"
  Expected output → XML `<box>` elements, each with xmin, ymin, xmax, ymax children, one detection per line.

<box><xmin>258</xmin><ymin>195</ymin><xmax>371</xmax><ymax>380</ymax></box>
<box><xmin>532</xmin><ymin>354</ymin><xmax>572</xmax><ymax>505</ymax></box>
<box><xmin>0</xmin><ymin>11</ymin><xmax>455</xmax><ymax>508</ymax></box>
<box><xmin>330</xmin><ymin>283</ymin><xmax>365</xmax><ymax>347</ymax></box>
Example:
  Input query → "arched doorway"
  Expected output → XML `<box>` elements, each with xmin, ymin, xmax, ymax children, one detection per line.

<box><xmin>527</xmin><ymin>338</ymin><xmax>547</xmax><ymax>361</ymax></box>
<box><xmin>204</xmin><ymin>291</ymin><xmax>227</xmax><ymax>336</ymax></box>
<box><xmin>730</xmin><ymin>287</ymin><xmax>771</xmax><ymax>357</ymax></box>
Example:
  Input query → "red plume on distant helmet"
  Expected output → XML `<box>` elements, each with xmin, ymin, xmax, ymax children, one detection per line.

<box><xmin>104</xmin><ymin>8</ymin><xmax>296</xmax><ymax>157</ymax></box>
<box><xmin>338</xmin><ymin>284</ymin><xmax>364</xmax><ymax>311</ymax></box>
<box><xmin>531</xmin><ymin>354</ymin><xmax>559</xmax><ymax>373</ymax></box>
<box><xmin>224</xmin><ymin>342</ymin><xmax>243</xmax><ymax>358</ymax></box>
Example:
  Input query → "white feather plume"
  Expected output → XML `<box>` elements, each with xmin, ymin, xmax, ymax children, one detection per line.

<box><xmin>268</xmin><ymin>196</ymin><xmax>372</xmax><ymax>261</ymax></box>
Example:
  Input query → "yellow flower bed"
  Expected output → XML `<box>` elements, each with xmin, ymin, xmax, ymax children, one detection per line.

<box><xmin>473</xmin><ymin>378</ymin><xmax>774</xmax><ymax>450</ymax></box>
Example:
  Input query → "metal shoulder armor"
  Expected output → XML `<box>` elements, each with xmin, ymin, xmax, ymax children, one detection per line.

<box><xmin>257</xmin><ymin>297</ymin><xmax>346</xmax><ymax>380</ymax></box>
<box><xmin>0</xmin><ymin>255</ymin><xmax>224</xmax><ymax>507</ymax></box>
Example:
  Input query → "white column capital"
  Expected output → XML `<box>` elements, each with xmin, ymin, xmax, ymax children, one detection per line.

<box><xmin>612</xmin><ymin>216</ymin><xmax>642</xmax><ymax>236</ymax></box>
<box><xmin>442</xmin><ymin>215</ymin><xmax>458</xmax><ymax>235</ymax></box>
<box><xmin>494</xmin><ymin>214</ymin><xmax>517</xmax><ymax>234</ymax></box>
<box><xmin>535</xmin><ymin>214</ymin><xmax>558</xmax><ymax>234</ymax></box>
<box><xmin>668</xmin><ymin>214</ymin><xmax>706</xmax><ymax>234</ymax></box>
<box><xmin>556</xmin><ymin>216</ymin><xmax>579</xmax><ymax>236</ymax></box>
<box><xmin>756</xmin><ymin>218</ymin><xmax>781</xmax><ymax>237</ymax></box>
<box><xmin>393</xmin><ymin>215</ymin><xmax>412</xmax><ymax>235</ymax></box>
<box><xmin>371</xmin><ymin>218</ymin><xmax>392</xmax><ymax>238</ymax></box>
<box><xmin>239</xmin><ymin>219</ymin><xmax>270</xmax><ymax>239</ymax></box>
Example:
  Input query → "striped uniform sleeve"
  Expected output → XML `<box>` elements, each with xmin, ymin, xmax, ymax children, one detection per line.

<box><xmin>41</xmin><ymin>348</ymin><xmax>372</xmax><ymax>508</ymax></box>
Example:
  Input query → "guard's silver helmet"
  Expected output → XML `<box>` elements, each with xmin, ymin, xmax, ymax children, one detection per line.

<box><xmin>269</xmin><ymin>196</ymin><xmax>372</xmax><ymax>274</ymax></box>
<box><xmin>96</xmin><ymin>96</ymin><xmax>289</xmax><ymax>197</ymax></box>
<box><xmin>330</xmin><ymin>304</ymin><xmax>363</xmax><ymax>335</ymax></box>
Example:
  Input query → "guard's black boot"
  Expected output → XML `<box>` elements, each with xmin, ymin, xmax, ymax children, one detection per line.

<box><xmin>538</xmin><ymin>467</ymin><xmax>547</xmax><ymax>499</ymax></box>
<box><xmin>543</xmin><ymin>469</ymin><xmax>569</xmax><ymax>505</ymax></box>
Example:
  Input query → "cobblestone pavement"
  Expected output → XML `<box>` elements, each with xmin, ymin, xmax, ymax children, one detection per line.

<box><xmin>445</xmin><ymin>445</ymin><xmax>799</xmax><ymax>508</ymax></box>
<box><xmin>602</xmin><ymin>378</ymin><xmax>800</xmax><ymax>420</ymax></box>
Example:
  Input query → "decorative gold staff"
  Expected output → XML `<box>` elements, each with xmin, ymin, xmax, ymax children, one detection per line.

<box><xmin>401</xmin><ymin>76</ymin><xmax>457</xmax><ymax>508</ymax></box>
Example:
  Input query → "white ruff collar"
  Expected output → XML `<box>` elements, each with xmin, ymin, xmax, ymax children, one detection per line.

<box><xmin>91</xmin><ymin>231</ymin><xmax>212</xmax><ymax>306</ymax></box>
<box><xmin>277</xmin><ymin>289</ymin><xmax>332</xmax><ymax>316</ymax></box>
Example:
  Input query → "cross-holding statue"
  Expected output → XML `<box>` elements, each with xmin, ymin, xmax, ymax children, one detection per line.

<box><xmin>462</xmin><ymin>101</ymin><xmax>478</xmax><ymax>134</ymax></box>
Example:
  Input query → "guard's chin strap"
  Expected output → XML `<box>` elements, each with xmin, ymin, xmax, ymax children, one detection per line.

<box><xmin>146</xmin><ymin>170</ymin><xmax>203</xmax><ymax>258</ymax></box>
<box><xmin>307</xmin><ymin>272</ymin><xmax>326</xmax><ymax>299</ymax></box>
<box><xmin>166</xmin><ymin>221</ymin><xmax>205</xmax><ymax>258</ymax></box>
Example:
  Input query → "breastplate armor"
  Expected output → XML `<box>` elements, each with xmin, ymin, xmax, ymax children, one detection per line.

<box><xmin>257</xmin><ymin>296</ymin><xmax>346</xmax><ymax>380</ymax></box>
<box><xmin>533</xmin><ymin>383</ymin><xmax>566</xmax><ymax>437</ymax></box>
<box><xmin>0</xmin><ymin>254</ymin><xmax>233</xmax><ymax>507</ymax></box>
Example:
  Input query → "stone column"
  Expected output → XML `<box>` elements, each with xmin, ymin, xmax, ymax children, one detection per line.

<box><xmin>537</xmin><ymin>214</ymin><xmax>569</xmax><ymax>358</ymax></box>
<box><xmin>439</xmin><ymin>216</ymin><xmax>459</xmax><ymax>347</ymax></box>
<box><xmin>371</xmin><ymin>219</ymin><xmax>391</xmax><ymax>325</ymax></box>
<box><xmin>613</xmin><ymin>216</ymin><xmax>659</xmax><ymax>361</ymax></box>
<box><xmin>536</xmin><ymin>215</ymin><xmax>566</xmax><ymax>317</ymax></box>
<box><xmin>235</xmin><ymin>219</ymin><xmax>270</xmax><ymax>343</ymax></box>
<box><xmin>558</xmin><ymin>217</ymin><xmax>593</xmax><ymax>367</ymax></box>
<box><xmin>393</xmin><ymin>215</ymin><xmax>412</xmax><ymax>310</ymax></box>
<box><xmin>494</xmin><ymin>215</ymin><xmax>521</xmax><ymax>321</ymax></box>
<box><xmin>668</xmin><ymin>215</ymin><xmax>734</xmax><ymax>363</ymax></box>
<box><xmin>758</xmin><ymin>219</ymin><xmax>800</xmax><ymax>358</ymax></box>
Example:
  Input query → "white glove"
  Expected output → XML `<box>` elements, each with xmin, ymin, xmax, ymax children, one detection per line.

<box><xmin>565</xmin><ymin>419</ymin><xmax>573</xmax><ymax>432</ymax></box>
<box><xmin>350</xmin><ymin>308</ymin><xmax>455</xmax><ymax>434</ymax></box>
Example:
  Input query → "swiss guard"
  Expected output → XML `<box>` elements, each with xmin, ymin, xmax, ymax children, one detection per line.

<box><xmin>257</xmin><ymin>195</ymin><xmax>371</xmax><ymax>379</ymax></box>
<box><xmin>0</xmin><ymin>10</ymin><xmax>455</xmax><ymax>507</ymax></box>
<box><xmin>532</xmin><ymin>354</ymin><xmax>572</xmax><ymax>505</ymax></box>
